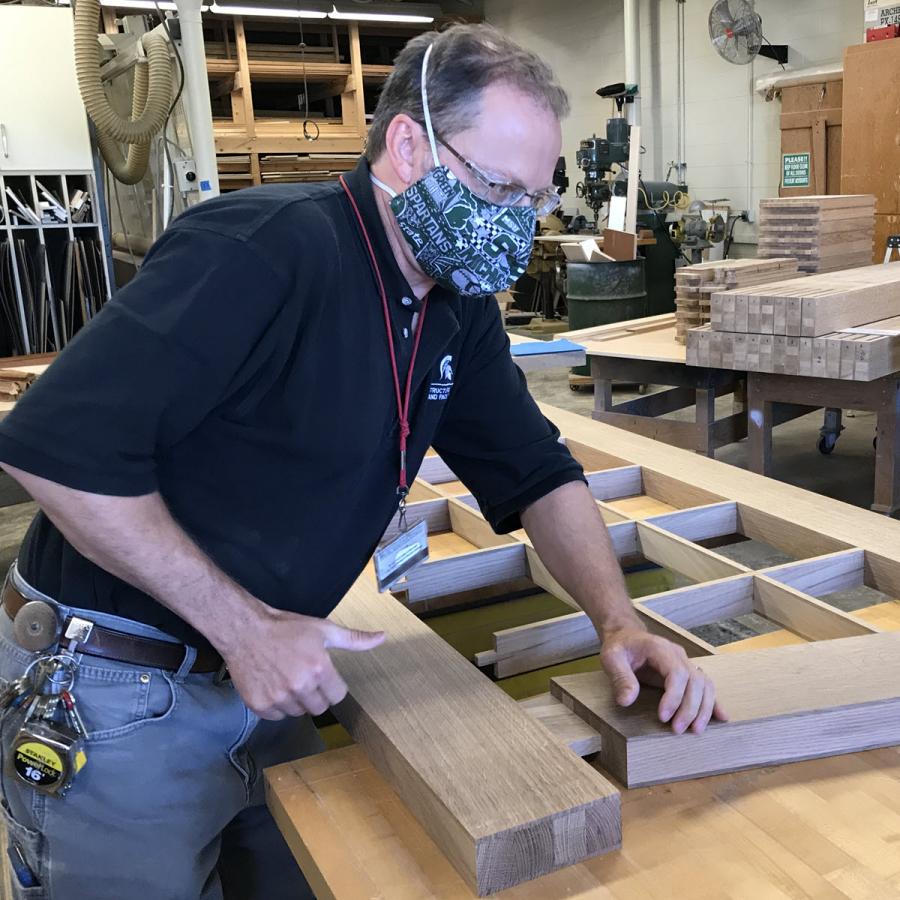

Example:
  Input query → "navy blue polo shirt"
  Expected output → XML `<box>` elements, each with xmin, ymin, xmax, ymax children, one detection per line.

<box><xmin>0</xmin><ymin>157</ymin><xmax>585</xmax><ymax>645</ymax></box>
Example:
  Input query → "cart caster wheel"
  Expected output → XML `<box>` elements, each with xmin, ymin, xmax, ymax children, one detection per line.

<box><xmin>818</xmin><ymin>435</ymin><xmax>837</xmax><ymax>455</ymax></box>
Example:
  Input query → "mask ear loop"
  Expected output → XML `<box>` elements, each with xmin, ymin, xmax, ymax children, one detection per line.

<box><xmin>420</xmin><ymin>43</ymin><xmax>441</xmax><ymax>168</ymax></box>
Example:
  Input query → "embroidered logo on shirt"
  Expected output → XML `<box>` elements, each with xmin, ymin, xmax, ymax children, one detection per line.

<box><xmin>428</xmin><ymin>354</ymin><xmax>454</xmax><ymax>401</ymax></box>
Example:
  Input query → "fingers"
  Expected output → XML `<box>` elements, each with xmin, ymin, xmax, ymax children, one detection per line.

<box><xmin>323</xmin><ymin>623</ymin><xmax>386</xmax><ymax>652</ymax></box>
<box><xmin>688</xmin><ymin>674</ymin><xmax>716</xmax><ymax>735</ymax></box>
<box><xmin>657</xmin><ymin>664</ymin><xmax>689</xmax><ymax>724</ymax></box>
<box><xmin>318</xmin><ymin>665</ymin><xmax>349</xmax><ymax>707</ymax></box>
<box><xmin>712</xmin><ymin>698</ymin><xmax>730</xmax><ymax>723</ymax></box>
<box><xmin>601</xmin><ymin>645</ymin><xmax>641</xmax><ymax>707</ymax></box>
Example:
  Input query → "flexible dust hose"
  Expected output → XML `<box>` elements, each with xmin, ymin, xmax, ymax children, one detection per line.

<box><xmin>73</xmin><ymin>0</ymin><xmax>173</xmax><ymax>183</ymax></box>
<box><xmin>94</xmin><ymin>67</ymin><xmax>152</xmax><ymax>184</ymax></box>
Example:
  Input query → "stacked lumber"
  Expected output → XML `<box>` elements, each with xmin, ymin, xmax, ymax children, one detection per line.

<box><xmin>685</xmin><ymin>263</ymin><xmax>900</xmax><ymax>379</ymax></box>
<box><xmin>0</xmin><ymin>365</ymin><xmax>47</xmax><ymax>401</ymax></box>
<box><xmin>757</xmin><ymin>194</ymin><xmax>875</xmax><ymax>273</ymax></box>
<box><xmin>674</xmin><ymin>258</ymin><xmax>801</xmax><ymax>344</ymax></box>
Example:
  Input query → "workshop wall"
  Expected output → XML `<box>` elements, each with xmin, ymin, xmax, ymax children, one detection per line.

<box><xmin>483</xmin><ymin>0</ymin><xmax>861</xmax><ymax>246</ymax></box>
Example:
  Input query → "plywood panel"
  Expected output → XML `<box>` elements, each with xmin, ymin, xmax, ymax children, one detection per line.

<box><xmin>328</xmin><ymin>578</ymin><xmax>621</xmax><ymax>895</ymax></box>
<box><xmin>551</xmin><ymin>631</ymin><xmax>900</xmax><ymax>788</ymax></box>
<box><xmin>842</xmin><ymin>39</ymin><xmax>900</xmax><ymax>216</ymax></box>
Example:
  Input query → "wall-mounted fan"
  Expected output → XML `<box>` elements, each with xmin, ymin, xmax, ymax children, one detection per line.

<box><xmin>709</xmin><ymin>0</ymin><xmax>788</xmax><ymax>66</ymax></box>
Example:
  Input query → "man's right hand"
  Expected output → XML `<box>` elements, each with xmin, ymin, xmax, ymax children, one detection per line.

<box><xmin>224</xmin><ymin>608</ymin><xmax>385</xmax><ymax>720</ymax></box>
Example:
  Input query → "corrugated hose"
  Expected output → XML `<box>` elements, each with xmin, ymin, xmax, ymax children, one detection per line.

<box><xmin>73</xmin><ymin>0</ymin><xmax>173</xmax><ymax>184</ymax></box>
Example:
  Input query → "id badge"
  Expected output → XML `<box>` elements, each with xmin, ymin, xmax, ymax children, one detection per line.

<box><xmin>373</xmin><ymin>520</ymin><xmax>429</xmax><ymax>592</ymax></box>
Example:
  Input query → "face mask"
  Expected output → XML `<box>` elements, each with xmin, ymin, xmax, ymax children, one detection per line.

<box><xmin>371</xmin><ymin>45</ymin><xmax>536</xmax><ymax>297</ymax></box>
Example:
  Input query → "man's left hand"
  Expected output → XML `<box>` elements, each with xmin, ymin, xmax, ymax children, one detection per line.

<box><xmin>599</xmin><ymin>626</ymin><xmax>729</xmax><ymax>734</ymax></box>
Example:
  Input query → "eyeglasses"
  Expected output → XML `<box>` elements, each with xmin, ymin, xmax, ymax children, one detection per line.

<box><xmin>428</xmin><ymin>128</ymin><xmax>562</xmax><ymax>217</ymax></box>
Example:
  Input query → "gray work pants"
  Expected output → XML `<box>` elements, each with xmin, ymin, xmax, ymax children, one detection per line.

<box><xmin>0</xmin><ymin>564</ymin><xmax>321</xmax><ymax>900</ymax></box>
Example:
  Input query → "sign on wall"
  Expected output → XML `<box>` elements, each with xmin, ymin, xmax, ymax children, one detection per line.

<box><xmin>782</xmin><ymin>152</ymin><xmax>811</xmax><ymax>188</ymax></box>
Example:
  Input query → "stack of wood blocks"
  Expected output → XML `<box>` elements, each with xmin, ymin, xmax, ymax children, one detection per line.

<box><xmin>674</xmin><ymin>258</ymin><xmax>801</xmax><ymax>344</ymax></box>
<box><xmin>686</xmin><ymin>263</ymin><xmax>900</xmax><ymax>379</ymax></box>
<box><xmin>757</xmin><ymin>194</ymin><xmax>876</xmax><ymax>273</ymax></box>
<box><xmin>0</xmin><ymin>365</ymin><xmax>47</xmax><ymax>402</ymax></box>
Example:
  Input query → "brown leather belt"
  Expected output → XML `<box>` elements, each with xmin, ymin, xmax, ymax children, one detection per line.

<box><xmin>2</xmin><ymin>580</ymin><xmax>223</xmax><ymax>674</ymax></box>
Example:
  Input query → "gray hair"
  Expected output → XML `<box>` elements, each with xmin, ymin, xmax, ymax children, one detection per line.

<box><xmin>365</xmin><ymin>23</ymin><xmax>569</xmax><ymax>162</ymax></box>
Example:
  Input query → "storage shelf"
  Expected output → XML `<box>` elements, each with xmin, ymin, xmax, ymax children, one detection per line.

<box><xmin>207</xmin><ymin>58</ymin><xmax>392</xmax><ymax>84</ymax></box>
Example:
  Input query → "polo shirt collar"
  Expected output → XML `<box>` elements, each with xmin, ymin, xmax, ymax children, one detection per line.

<box><xmin>341</xmin><ymin>156</ymin><xmax>420</xmax><ymax>307</ymax></box>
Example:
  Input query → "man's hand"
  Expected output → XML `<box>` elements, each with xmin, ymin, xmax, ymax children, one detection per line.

<box><xmin>225</xmin><ymin>608</ymin><xmax>385</xmax><ymax>720</ymax></box>
<box><xmin>600</xmin><ymin>625</ymin><xmax>728</xmax><ymax>734</ymax></box>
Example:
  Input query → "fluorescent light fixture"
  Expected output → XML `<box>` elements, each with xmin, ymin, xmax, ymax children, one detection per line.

<box><xmin>99</xmin><ymin>0</ymin><xmax>180</xmax><ymax>8</ymax></box>
<box><xmin>209</xmin><ymin>2</ymin><xmax>327</xmax><ymax>15</ymax></box>
<box><xmin>328</xmin><ymin>3</ymin><xmax>436</xmax><ymax>22</ymax></box>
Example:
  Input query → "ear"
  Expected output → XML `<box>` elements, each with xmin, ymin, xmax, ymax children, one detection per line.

<box><xmin>382</xmin><ymin>114</ymin><xmax>426</xmax><ymax>189</ymax></box>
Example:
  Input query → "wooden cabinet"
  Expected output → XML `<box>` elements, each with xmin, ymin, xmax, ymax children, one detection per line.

<box><xmin>0</xmin><ymin>6</ymin><xmax>93</xmax><ymax>172</ymax></box>
<box><xmin>842</xmin><ymin>39</ymin><xmax>900</xmax><ymax>262</ymax></box>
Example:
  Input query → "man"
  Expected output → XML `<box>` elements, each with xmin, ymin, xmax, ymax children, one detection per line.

<box><xmin>0</xmin><ymin>22</ymin><xmax>725</xmax><ymax>900</ymax></box>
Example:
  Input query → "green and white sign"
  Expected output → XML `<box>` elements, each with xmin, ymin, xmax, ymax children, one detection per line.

<box><xmin>782</xmin><ymin>152</ymin><xmax>810</xmax><ymax>188</ymax></box>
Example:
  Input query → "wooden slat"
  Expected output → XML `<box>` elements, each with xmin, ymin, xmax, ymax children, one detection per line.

<box><xmin>752</xmin><ymin>575</ymin><xmax>880</xmax><ymax>641</ymax></box>
<box><xmin>404</xmin><ymin>543</ymin><xmax>528</xmax><ymax>606</ymax></box>
<box><xmin>551</xmin><ymin>631</ymin><xmax>900</xmax><ymax>788</ymax></box>
<box><xmin>327</xmin><ymin>578</ymin><xmax>621</xmax><ymax>895</ymax></box>
<box><xmin>518</xmin><ymin>693</ymin><xmax>602</xmax><ymax>757</ymax></box>
<box><xmin>636</xmin><ymin>522</ymin><xmax>750</xmax><ymax>582</ymax></box>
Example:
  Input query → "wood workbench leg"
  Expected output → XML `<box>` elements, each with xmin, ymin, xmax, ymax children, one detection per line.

<box><xmin>873</xmin><ymin>381</ymin><xmax>900</xmax><ymax>516</ymax></box>
<box><xmin>733</xmin><ymin>377</ymin><xmax>747</xmax><ymax>415</ymax></box>
<box><xmin>593</xmin><ymin>379</ymin><xmax>613</xmax><ymax>415</ymax></box>
<box><xmin>695</xmin><ymin>388</ymin><xmax>715</xmax><ymax>458</ymax></box>
<box><xmin>591</xmin><ymin>358</ymin><xmax>613</xmax><ymax>416</ymax></box>
<box><xmin>747</xmin><ymin>374</ymin><xmax>774</xmax><ymax>476</ymax></box>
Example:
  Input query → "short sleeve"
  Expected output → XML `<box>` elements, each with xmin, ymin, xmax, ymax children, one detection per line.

<box><xmin>432</xmin><ymin>300</ymin><xmax>585</xmax><ymax>532</ymax></box>
<box><xmin>0</xmin><ymin>226</ymin><xmax>288</xmax><ymax>495</ymax></box>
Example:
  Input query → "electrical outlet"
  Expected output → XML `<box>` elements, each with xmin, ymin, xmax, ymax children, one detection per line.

<box><xmin>741</xmin><ymin>208</ymin><xmax>755</xmax><ymax>224</ymax></box>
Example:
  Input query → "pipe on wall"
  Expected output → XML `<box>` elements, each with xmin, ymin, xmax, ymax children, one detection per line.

<box><xmin>176</xmin><ymin>0</ymin><xmax>220</xmax><ymax>199</ymax></box>
<box><xmin>623</xmin><ymin>0</ymin><xmax>641</xmax><ymax>127</ymax></box>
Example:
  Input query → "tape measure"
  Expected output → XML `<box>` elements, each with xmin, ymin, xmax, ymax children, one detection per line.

<box><xmin>9</xmin><ymin>723</ymin><xmax>86</xmax><ymax>797</ymax></box>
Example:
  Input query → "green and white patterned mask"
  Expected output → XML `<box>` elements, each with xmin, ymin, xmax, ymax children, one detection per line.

<box><xmin>371</xmin><ymin>45</ymin><xmax>536</xmax><ymax>297</ymax></box>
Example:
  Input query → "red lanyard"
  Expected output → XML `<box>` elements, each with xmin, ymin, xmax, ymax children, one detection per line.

<box><xmin>340</xmin><ymin>174</ymin><xmax>429</xmax><ymax>501</ymax></box>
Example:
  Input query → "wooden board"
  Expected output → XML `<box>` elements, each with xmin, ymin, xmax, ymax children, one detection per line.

<box><xmin>687</xmin><ymin>314</ymin><xmax>900</xmax><ymax>380</ymax></box>
<box><xmin>841</xmin><ymin>39</ymin><xmax>900</xmax><ymax>217</ymax></box>
<box><xmin>323</xmin><ymin>577</ymin><xmax>622</xmax><ymax>895</ymax></box>
<box><xmin>757</xmin><ymin>195</ymin><xmax>875</xmax><ymax>274</ymax></box>
<box><xmin>601</xmin><ymin>228</ymin><xmax>638</xmax><ymax>262</ymax></box>
<box><xmin>266</xmin><ymin>740</ymin><xmax>900</xmax><ymax>900</ymax></box>
<box><xmin>673</xmin><ymin>258</ymin><xmax>800</xmax><ymax>344</ymax></box>
<box><xmin>551</xmin><ymin>631</ymin><xmax>900</xmax><ymax>788</ymax></box>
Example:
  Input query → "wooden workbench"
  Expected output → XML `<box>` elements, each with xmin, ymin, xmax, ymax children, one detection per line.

<box><xmin>746</xmin><ymin>371</ymin><xmax>900</xmax><ymax>515</ymax></box>
<box><xmin>268</xmin><ymin>400</ymin><xmax>900</xmax><ymax>898</ymax></box>
<box><xmin>560</xmin><ymin>315</ymin><xmax>747</xmax><ymax>457</ymax></box>
<box><xmin>269</xmin><ymin>741</ymin><xmax>900</xmax><ymax>899</ymax></box>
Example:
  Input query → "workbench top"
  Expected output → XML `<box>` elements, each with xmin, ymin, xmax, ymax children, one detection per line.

<box><xmin>559</xmin><ymin>314</ymin><xmax>687</xmax><ymax>365</ymax></box>
<box><xmin>268</xmin><ymin>740</ymin><xmax>900</xmax><ymax>899</ymax></box>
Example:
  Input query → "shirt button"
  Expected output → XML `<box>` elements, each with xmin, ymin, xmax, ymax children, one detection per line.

<box><xmin>402</xmin><ymin>297</ymin><xmax>413</xmax><ymax>307</ymax></box>
<box><xmin>403</xmin><ymin>327</ymin><xmax>410</xmax><ymax>338</ymax></box>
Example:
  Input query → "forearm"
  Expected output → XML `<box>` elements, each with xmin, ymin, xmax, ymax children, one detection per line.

<box><xmin>521</xmin><ymin>481</ymin><xmax>642</xmax><ymax>633</ymax></box>
<box><xmin>0</xmin><ymin>464</ymin><xmax>265</xmax><ymax>655</ymax></box>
